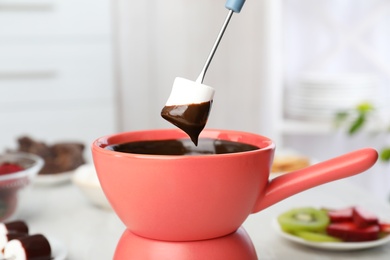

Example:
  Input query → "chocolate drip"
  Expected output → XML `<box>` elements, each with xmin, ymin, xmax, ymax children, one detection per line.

<box><xmin>161</xmin><ymin>101</ymin><xmax>212</xmax><ymax>145</ymax></box>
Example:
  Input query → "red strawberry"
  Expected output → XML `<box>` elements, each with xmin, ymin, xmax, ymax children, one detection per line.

<box><xmin>327</xmin><ymin>222</ymin><xmax>380</xmax><ymax>242</ymax></box>
<box><xmin>327</xmin><ymin>207</ymin><xmax>353</xmax><ymax>223</ymax></box>
<box><xmin>353</xmin><ymin>206</ymin><xmax>378</xmax><ymax>228</ymax></box>
<box><xmin>0</xmin><ymin>162</ymin><xmax>24</xmax><ymax>175</ymax></box>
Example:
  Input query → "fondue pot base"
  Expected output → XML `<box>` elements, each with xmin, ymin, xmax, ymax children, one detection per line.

<box><xmin>114</xmin><ymin>227</ymin><xmax>258</xmax><ymax>260</ymax></box>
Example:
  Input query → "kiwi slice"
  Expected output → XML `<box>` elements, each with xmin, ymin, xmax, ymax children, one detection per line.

<box><xmin>295</xmin><ymin>231</ymin><xmax>342</xmax><ymax>243</ymax></box>
<box><xmin>277</xmin><ymin>207</ymin><xmax>330</xmax><ymax>233</ymax></box>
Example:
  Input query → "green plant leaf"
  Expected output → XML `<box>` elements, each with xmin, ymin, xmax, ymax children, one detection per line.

<box><xmin>333</xmin><ymin>102</ymin><xmax>390</xmax><ymax>163</ymax></box>
<box><xmin>356</xmin><ymin>102</ymin><xmax>374</xmax><ymax>113</ymax></box>
<box><xmin>348</xmin><ymin>113</ymin><xmax>366</xmax><ymax>135</ymax></box>
<box><xmin>380</xmin><ymin>147</ymin><xmax>390</xmax><ymax>162</ymax></box>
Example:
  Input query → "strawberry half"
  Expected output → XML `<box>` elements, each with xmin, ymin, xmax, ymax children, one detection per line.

<box><xmin>326</xmin><ymin>222</ymin><xmax>380</xmax><ymax>242</ymax></box>
<box><xmin>327</xmin><ymin>207</ymin><xmax>353</xmax><ymax>223</ymax></box>
<box><xmin>0</xmin><ymin>162</ymin><xmax>24</xmax><ymax>175</ymax></box>
<box><xmin>353</xmin><ymin>206</ymin><xmax>379</xmax><ymax>228</ymax></box>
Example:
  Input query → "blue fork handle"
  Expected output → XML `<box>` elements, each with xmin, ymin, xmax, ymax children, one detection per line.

<box><xmin>225</xmin><ymin>0</ymin><xmax>246</xmax><ymax>13</ymax></box>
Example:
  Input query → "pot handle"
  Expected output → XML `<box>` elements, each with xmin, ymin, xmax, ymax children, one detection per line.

<box><xmin>253</xmin><ymin>148</ymin><xmax>378</xmax><ymax>213</ymax></box>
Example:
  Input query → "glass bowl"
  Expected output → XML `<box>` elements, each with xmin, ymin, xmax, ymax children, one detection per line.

<box><xmin>0</xmin><ymin>152</ymin><xmax>44</xmax><ymax>221</ymax></box>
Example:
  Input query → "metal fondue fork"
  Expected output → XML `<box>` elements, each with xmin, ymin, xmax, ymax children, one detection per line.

<box><xmin>196</xmin><ymin>0</ymin><xmax>246</xmax><ymax>84</ymax></box>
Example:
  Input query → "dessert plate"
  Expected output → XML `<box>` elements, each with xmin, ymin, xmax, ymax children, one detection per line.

<box><xmin>51</xmin><ymin>237</ymin><xmax>67</xmax><ymax>260</ymax></box>
<box><xmin>272</xmin><ymin>219</ymin><xmax>390</xmax><ymax>251</ymax></box>
<box><xmin>34</xmin><ymin>171</ymin><xmax>74</xmax><ymax>186</ymax></box>
<box><xmin>270</xmin><ymin>149</ymin><xmax>316</xmax><ymax>178</ymax></box>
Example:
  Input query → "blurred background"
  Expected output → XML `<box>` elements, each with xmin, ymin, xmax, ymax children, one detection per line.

<box><xmin>1</xmin><ymin>0</ymin><xmax>390</xmax><ymax>199</ymax></box>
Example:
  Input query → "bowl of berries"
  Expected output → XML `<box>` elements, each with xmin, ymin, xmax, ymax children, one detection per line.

<box><xmin>0</xmin><ymin>153</ymin><xmax>44</xmax><ymax>221</ymax></box>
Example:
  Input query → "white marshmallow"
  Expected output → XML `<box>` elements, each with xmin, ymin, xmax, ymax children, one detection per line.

<box><xmin>0</xmin><ymin>224</ymin><xmax>7</xmax><ymax>235</ymax></box>
<box><xmin>0</xmin><ymin>234</ymin><xmax>8</xmax><ymax>251</ymax></box>
<box><xmin>3</xmin><ymin>240</ymin><xmax>26</xmax><ymax>260</ymax></box>
<box><xmin>165</xmin><ymin>77</ymin><xmax>215</xmax><ymax>106</ymax></box>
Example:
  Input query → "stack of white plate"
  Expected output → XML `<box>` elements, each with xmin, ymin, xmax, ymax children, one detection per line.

<box><xmin>286</xmin><ymin>73</ymin><xmax>379</xmax><ymax>120</ymax></box>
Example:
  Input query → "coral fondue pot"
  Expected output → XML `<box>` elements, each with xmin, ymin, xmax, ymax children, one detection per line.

<box><xmin>92</xmin><ymin>129</ymin><xmax>378</xmax><ymax>259</ymax></box>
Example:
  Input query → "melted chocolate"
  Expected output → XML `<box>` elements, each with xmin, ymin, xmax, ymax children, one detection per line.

<box><xmin>161</xmin><ymin>101</ymin><xmax>212</xmax><ymax>146</ymax></box>
<box><xmin>105</xmin><ymin>138</ymin><xmax>259</xmax><ymax>156</ymax></box>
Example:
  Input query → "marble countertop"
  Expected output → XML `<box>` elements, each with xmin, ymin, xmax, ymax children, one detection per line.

<box><xmin>16</xmin><ymin>178</ymin><xmax>390</xmax><ymax>260</ymax></box>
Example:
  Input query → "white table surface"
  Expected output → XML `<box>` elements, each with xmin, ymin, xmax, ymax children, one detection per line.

<box><xmin>16</xmin><ymin>178</ymin><xmax>390</xmax><ymax>260</ymax></box>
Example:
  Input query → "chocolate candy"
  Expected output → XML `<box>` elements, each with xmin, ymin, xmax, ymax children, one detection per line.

<box><xmin>3</xmin><ymin>234</ymin><xmax>51</xmax><ymax>260</ymax></box>
<box><xmin>0</xmin><ymin>221</ymin><xmax>28</xmax><ymax>235</ymax></box>
<box><xmin>0</xmin><ymin>233</ymin><xmax>28</xmax><ymax>251</ymax></box>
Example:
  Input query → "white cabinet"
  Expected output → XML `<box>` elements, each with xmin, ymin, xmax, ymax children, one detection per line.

<box><xmin>0</xmin><ymin>0</ymin><xmax>117</xmax><ymax>156</ymax></box>
<box><xmin>0</xmin><ymin>0</ymin><xmax>111</xmax><ymax>37</ymax></box>
<box><xmin>0</xmin><ymin>43</ymin><xmax>115</xmax><ymax>104</ymax></box>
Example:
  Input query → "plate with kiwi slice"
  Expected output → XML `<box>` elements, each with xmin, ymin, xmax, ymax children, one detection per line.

<box><xmin>273</xmin><ymin>207</ymin><xmax>390</xmax><ymax>251</ymax></box>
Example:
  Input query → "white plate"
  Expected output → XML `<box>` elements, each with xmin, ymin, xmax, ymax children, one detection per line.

<box><xmin>34</xmin><ymin>171</ymin><xmax>74</xmax><ymax>186</ymax></box>
<box><xmin>50</xmin><ymin>237</ymin><xmax>68</xmax><ymax>260</ymax></box>
<box><xmin>72</xmin><ymin>164</ymin><xmax>112</xmax><ymax>210</ymax></box>
<box><xmin>270</xmin><ymin>149</ymin><xmax>316</xmax><ymax>178</ymax></box>
<box><xmin>272</xmin><ymin>219</ymin><xmax>390</xmax><ymax>251</ymax></box>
